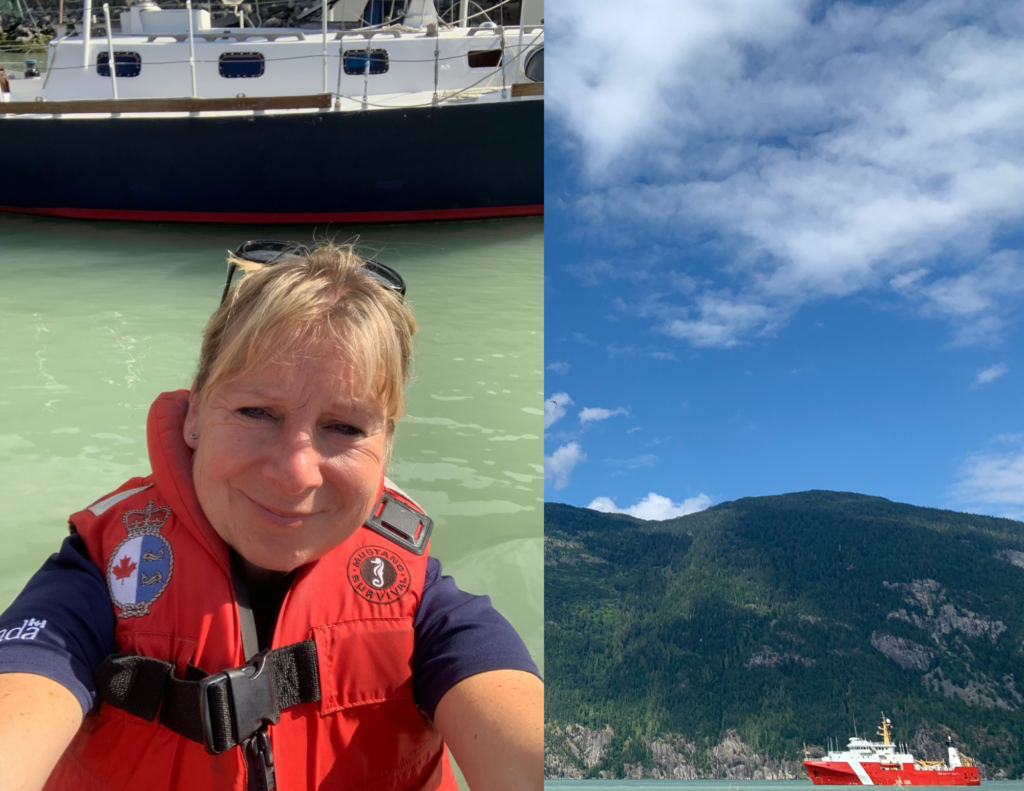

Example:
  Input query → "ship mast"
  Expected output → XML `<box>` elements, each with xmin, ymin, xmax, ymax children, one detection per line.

<box><xmin>878</xmin><ymin>713</ymin><xmax>892</xmax><ymax>746</ymax></box>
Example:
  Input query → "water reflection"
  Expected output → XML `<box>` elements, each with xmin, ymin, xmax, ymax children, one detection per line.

<box><xmin>444</xmin><ymin>537</ymin><xmax>543</xmax><ymax>673</ymax></box>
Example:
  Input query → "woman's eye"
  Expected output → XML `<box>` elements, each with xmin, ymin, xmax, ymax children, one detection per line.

<box><xmin>331</xmin><ymin>423</ymin><xmax>365</xmax><ymax>437</ymax></box>
<box><xmin>238</xmin><ymin>407</ymin><xmax>270</xmax><ymax>420</ymax></box>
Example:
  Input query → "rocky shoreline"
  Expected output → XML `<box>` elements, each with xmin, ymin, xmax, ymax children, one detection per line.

<box><xmin>545</xmin><ymin>723</ymin><xmax>806</xmax><ymax>781</ymax></box>
<box><xmin>545</xmin><ymin>721</ymin><xmax>1005</xmax><ymax>781</ymax></box>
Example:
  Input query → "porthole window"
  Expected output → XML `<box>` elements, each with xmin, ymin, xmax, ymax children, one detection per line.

<box><xmin>467</xmin><ymin>49</ymin><xmax>502</xmax><ymax>68</ymax></box>
<box><xmin>219</xmin><ymin>52</ymin><xmax>265</xmax><ymax>79</ymax></box>
<box><xmin>343</xmin><ymin>49</ymin><xmax>389</xmax><ymax>76</ymax></box>
<box><xmin>96</xmin><ymin>52</ymin><xmax>142</xmax><ymax>78</ymax></box>
<box><xmin>524</xmin><ymin>46</ymin><xmax>543</xmax><ymax>82</ymax></box>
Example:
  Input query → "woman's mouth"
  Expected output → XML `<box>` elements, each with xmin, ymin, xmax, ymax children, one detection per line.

<box><xmin>245</xmin><ymin>493</ymin><xmax>319</xmax><ymax>527</ymax></box>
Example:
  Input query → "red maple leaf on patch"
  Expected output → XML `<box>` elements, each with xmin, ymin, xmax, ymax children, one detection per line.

<box><xmin>112</xmin><ymin>556</ymin><xmax>137</xmax><ymax>584</ymax></box>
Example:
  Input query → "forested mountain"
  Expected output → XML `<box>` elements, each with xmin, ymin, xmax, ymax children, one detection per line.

<box><xmin>544</xmin><ymin>492</ymin><xmax>1024</xmax><ymax>779</ymax></box>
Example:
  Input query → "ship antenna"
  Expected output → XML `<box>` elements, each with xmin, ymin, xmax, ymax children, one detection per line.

<box><xmin>853</xmin><ymin>713</ymin><xmax>858</xmax><ymax>738</ymax></box>
<box><xmin>878</xmin><ymin>713</ymin><xmax>892</xmax><ymax>746</ymax></box>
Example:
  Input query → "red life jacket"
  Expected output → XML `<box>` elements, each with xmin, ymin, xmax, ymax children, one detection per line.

<box><xmin>45</xmin><ymin>390</ymin><xmax>458</xmax><ymax>791</ymax></box>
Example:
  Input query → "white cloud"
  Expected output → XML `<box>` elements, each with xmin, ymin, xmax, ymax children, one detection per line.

<box><xmin>550</xmin><ymin>0</ymin><xmax>1024</xmax><ymax>347</ymax></box>
<box><xmin>546</xmin><ymin>362</ymin><xmax>571</xmax><ymax>375</ymax></box>
<box><xmin>660</xmin><ymin>293</ymin><xmax>775</xmax><ymax>349</ymax></box>
<box><xmin>974</xmin><ymin>363</ymin><xmax>1008</xmax><ymax>387</ymax></box>
<box><xmin>579</xmin><ymin>406</ymin><xmax>629</xmax><ymax>424</ymax></box>
<box><xmin>545</xmin><ymin>442</ymin><xmax>587</xmax><ymax>491</ymax></box>
<box><xmin>545</xmin><ymin>392</ymin><xmax>573</xmax><ymax>429</ymax></box>
<box><xmin>896</xmin><ymin>253</ymin><xmax>1024</xmax><ymax>346</ymax></box>
<box><xmin>948</xmin><ymin>436</ymin><xmax>1024</xmax><ymax>520</ymax></box>
<box><xmin>588</xmin><ymin>492</ymin><xmax>713</xmax><ymax>521</ymax></box>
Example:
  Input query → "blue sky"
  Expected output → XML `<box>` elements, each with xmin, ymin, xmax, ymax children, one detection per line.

<box><xmin>544</xmin><ymin>0</ymin><xmax>1024</xmax><ymax>521</ymax></box>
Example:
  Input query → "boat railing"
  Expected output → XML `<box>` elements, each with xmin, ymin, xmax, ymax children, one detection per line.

<box><xmin>141</xmin><ymin>31</ymin><xmax>309</xmax><ymax>43</ymax></box>
<box><xmin>4</xmin><ymin>13</ymin><xmax>542</xmax><ymax>113</ymax></box>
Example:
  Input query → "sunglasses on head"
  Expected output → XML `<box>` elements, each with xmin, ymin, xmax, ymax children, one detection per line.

<box><xmin>221</xmin><ymin>240</ymin><xmax>407</xmax><ymax>305</ymax></box>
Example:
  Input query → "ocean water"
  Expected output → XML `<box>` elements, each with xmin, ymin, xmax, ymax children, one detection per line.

<box><xmin>545</xmin><ymin>783</ymin><xmax>1024</xmax><ymax>790</ymax></box>
<box><xmin>546</xmin><ymin>785</ymin><xmax>810</xmax><ymax>791</ymax></box>
<box><xmin>0</xmin><ymin>213</ymin><xmax>543</xmax><ymax>668</ymax></box>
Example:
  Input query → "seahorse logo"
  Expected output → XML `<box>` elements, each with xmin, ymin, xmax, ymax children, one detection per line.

<box><xmin>370</xmin><ymin>558</ymin><xmax>385</xmax><ymax>588</ymax></box>
<box><xmin>350</xmin><ymin>547</ymin><xmax>410</xmax><ymax>605</ymax></box>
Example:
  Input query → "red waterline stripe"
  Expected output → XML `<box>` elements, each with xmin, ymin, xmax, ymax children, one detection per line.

<box><xmin>0</xmin><ymin>204</ymin><xmax>544</xmax><ymax>224</ymax></box>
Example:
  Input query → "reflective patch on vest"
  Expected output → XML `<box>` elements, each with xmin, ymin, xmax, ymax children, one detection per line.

<box><xmin>383</xmin><ymin>476</ymin><xmax>424</xmax><ymax>512</ymax></box>
<box><xmin>88</xmin><ymin>484</ymin><xmax>154</xmax><ymax>516</ymax></box>
<box><xmin>348</xmin><ymin>546</ymin><xmax>411</xmax><ymax>605</ymax></box>
<box><xmin>106</xmin><ymin>500</ymin><xmax>174</xmax><ymax>619</ymax></box>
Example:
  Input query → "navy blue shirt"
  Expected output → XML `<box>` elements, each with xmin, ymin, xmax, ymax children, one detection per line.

<box><xmin>0</xmin><ymin>534</ymin><xmax>538</xmax><ymax>721</ymax></box>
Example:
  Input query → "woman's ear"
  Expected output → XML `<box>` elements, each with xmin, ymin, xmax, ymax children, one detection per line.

<box><xmin>183</xmin><ymin>383</ymin><xmax>199</xmax><ymax>449</ymax></box>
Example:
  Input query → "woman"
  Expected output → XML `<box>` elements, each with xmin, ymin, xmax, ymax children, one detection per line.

<box><xmin>0</xmin><ymin>243</ymin><xmax>543</xmax><ymax>791</ymax></box>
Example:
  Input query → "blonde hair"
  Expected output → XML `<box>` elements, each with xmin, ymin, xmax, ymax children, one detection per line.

<box><xmin>194</xmin><ymin>244</ymin><xmax>416</xmax><ymax>430</ymax></box>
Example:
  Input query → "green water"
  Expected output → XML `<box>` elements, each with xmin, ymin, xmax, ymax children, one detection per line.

<box><xmin>0</xmin><ymin>214</ymin><xmax>543</xmax><ymax>678</ymax></box>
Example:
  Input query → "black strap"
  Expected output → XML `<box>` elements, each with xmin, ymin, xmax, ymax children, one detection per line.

<box><xmin>98</xmin><ymin>555</ymin><xmax>314</xmax><ymax>790</ymax></box>
<box><xmin>228</xmin><ymin>554</ymin><xmax>283</xmax><ymax>791</ymax></box>
<box><xmin>230</xmin><ymin>550</ymin><xmax>261</xmax><ymax>662</ymax></box>
<box><xmin>95</xmin><ymin>640</ymin><xmax>321</xmax><ymax>752</ymax></box>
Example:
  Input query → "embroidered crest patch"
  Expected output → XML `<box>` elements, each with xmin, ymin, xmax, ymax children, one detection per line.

<box><xmin>348</xmin><ymin>545</ymin><xmax>411</xmax><ymax>605</ymax></box>
<box><xmin>106</xmin><ymin>500</ymin><xmax>174</xmax><ymax>619</ymax></box>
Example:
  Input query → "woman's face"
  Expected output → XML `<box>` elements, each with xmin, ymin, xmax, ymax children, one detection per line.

<box><xmin>183</xmin><ymin>336</ymin><xmax>388</xmax><ymax>573</ymax></box>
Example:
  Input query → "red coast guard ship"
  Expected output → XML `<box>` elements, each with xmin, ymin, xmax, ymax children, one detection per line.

<box><xmin>804</xmin><ymin>714</ymin><xmax>980</xmax><ymax>786</ymax></box>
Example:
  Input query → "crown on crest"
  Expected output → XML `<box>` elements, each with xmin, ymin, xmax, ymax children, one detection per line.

<box><xmin>123</xmin><ymin>500</ymin><xmax>172</xmax><ymax>534</ymax></box>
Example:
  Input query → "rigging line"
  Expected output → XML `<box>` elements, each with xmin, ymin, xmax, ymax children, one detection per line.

<box><xmin>452</xmin><ymin>0</ymin><xmax>516</xmax><ymax>25</ymax></box>
<box><xmin>335</xmin><ymin>65</ymin><xmax>526</xmax><ymax>109</ymax></box>
<box><xmin>336</xmin><ymin>31</ymin><xmax>539</xmax><ymax>107</ymax></box>
<box><xmin>39</xmin><ymin>32</ymin><xmax>540</xmax><ymax>72</ymax></box>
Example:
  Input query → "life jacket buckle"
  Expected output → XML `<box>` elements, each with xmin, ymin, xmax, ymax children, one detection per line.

<box><xmin>198</xmin><ymin>650</ymin><xmax>282</xmax><ymax>755</ymax></box>
<box><xmin>244</xmin><ymin>727</ymin><xmax>277</xmax><ymax>791</ymax></box>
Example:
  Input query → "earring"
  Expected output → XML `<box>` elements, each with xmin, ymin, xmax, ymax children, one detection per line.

<box><xmin>189</xmin><ymin>432</ymin><xmax>198</xmax><ymax>439</ymax></box>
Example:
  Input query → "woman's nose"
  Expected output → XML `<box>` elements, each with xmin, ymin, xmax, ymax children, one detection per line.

<box><xmin>265</xmin><ymin>431</ymin><xmax>324</xmax><ymax>494</ymax></box>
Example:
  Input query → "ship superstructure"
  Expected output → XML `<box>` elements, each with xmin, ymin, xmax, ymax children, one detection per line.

<box><xmin>804</xmin><ymin>714</ymin><xmax>980</xmax><ymax>786</ymax></box>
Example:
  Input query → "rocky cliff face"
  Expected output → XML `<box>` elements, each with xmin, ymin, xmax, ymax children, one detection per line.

<box><xmin>545</xmin><ymin>723</ymin><xmax>804</xmax><ymax>780</ymax></box>
<box><xmin>544</xmin><ymin>724</ymin><xmax>614</xmax><ymax>779</ymax></box>
<box><xmin>882</xmin><ymin>579</ymin><xmax>1007</xmax><ymax>643</ymax></box>
<box><xmin>870</xmin><ymin>579</ymin><xmax>1019</xmax><ymax>712</ymax></box>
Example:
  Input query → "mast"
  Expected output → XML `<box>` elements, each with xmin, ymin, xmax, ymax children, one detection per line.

<box><xmin>82</xmin><ymin>0</ymin><xmax>92</xmax><ymax>68</ymax></box>
<box><xmin>878</xmin><ymin>713</ymin><xmax>892</xmax><ymax>746</ymax></box>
